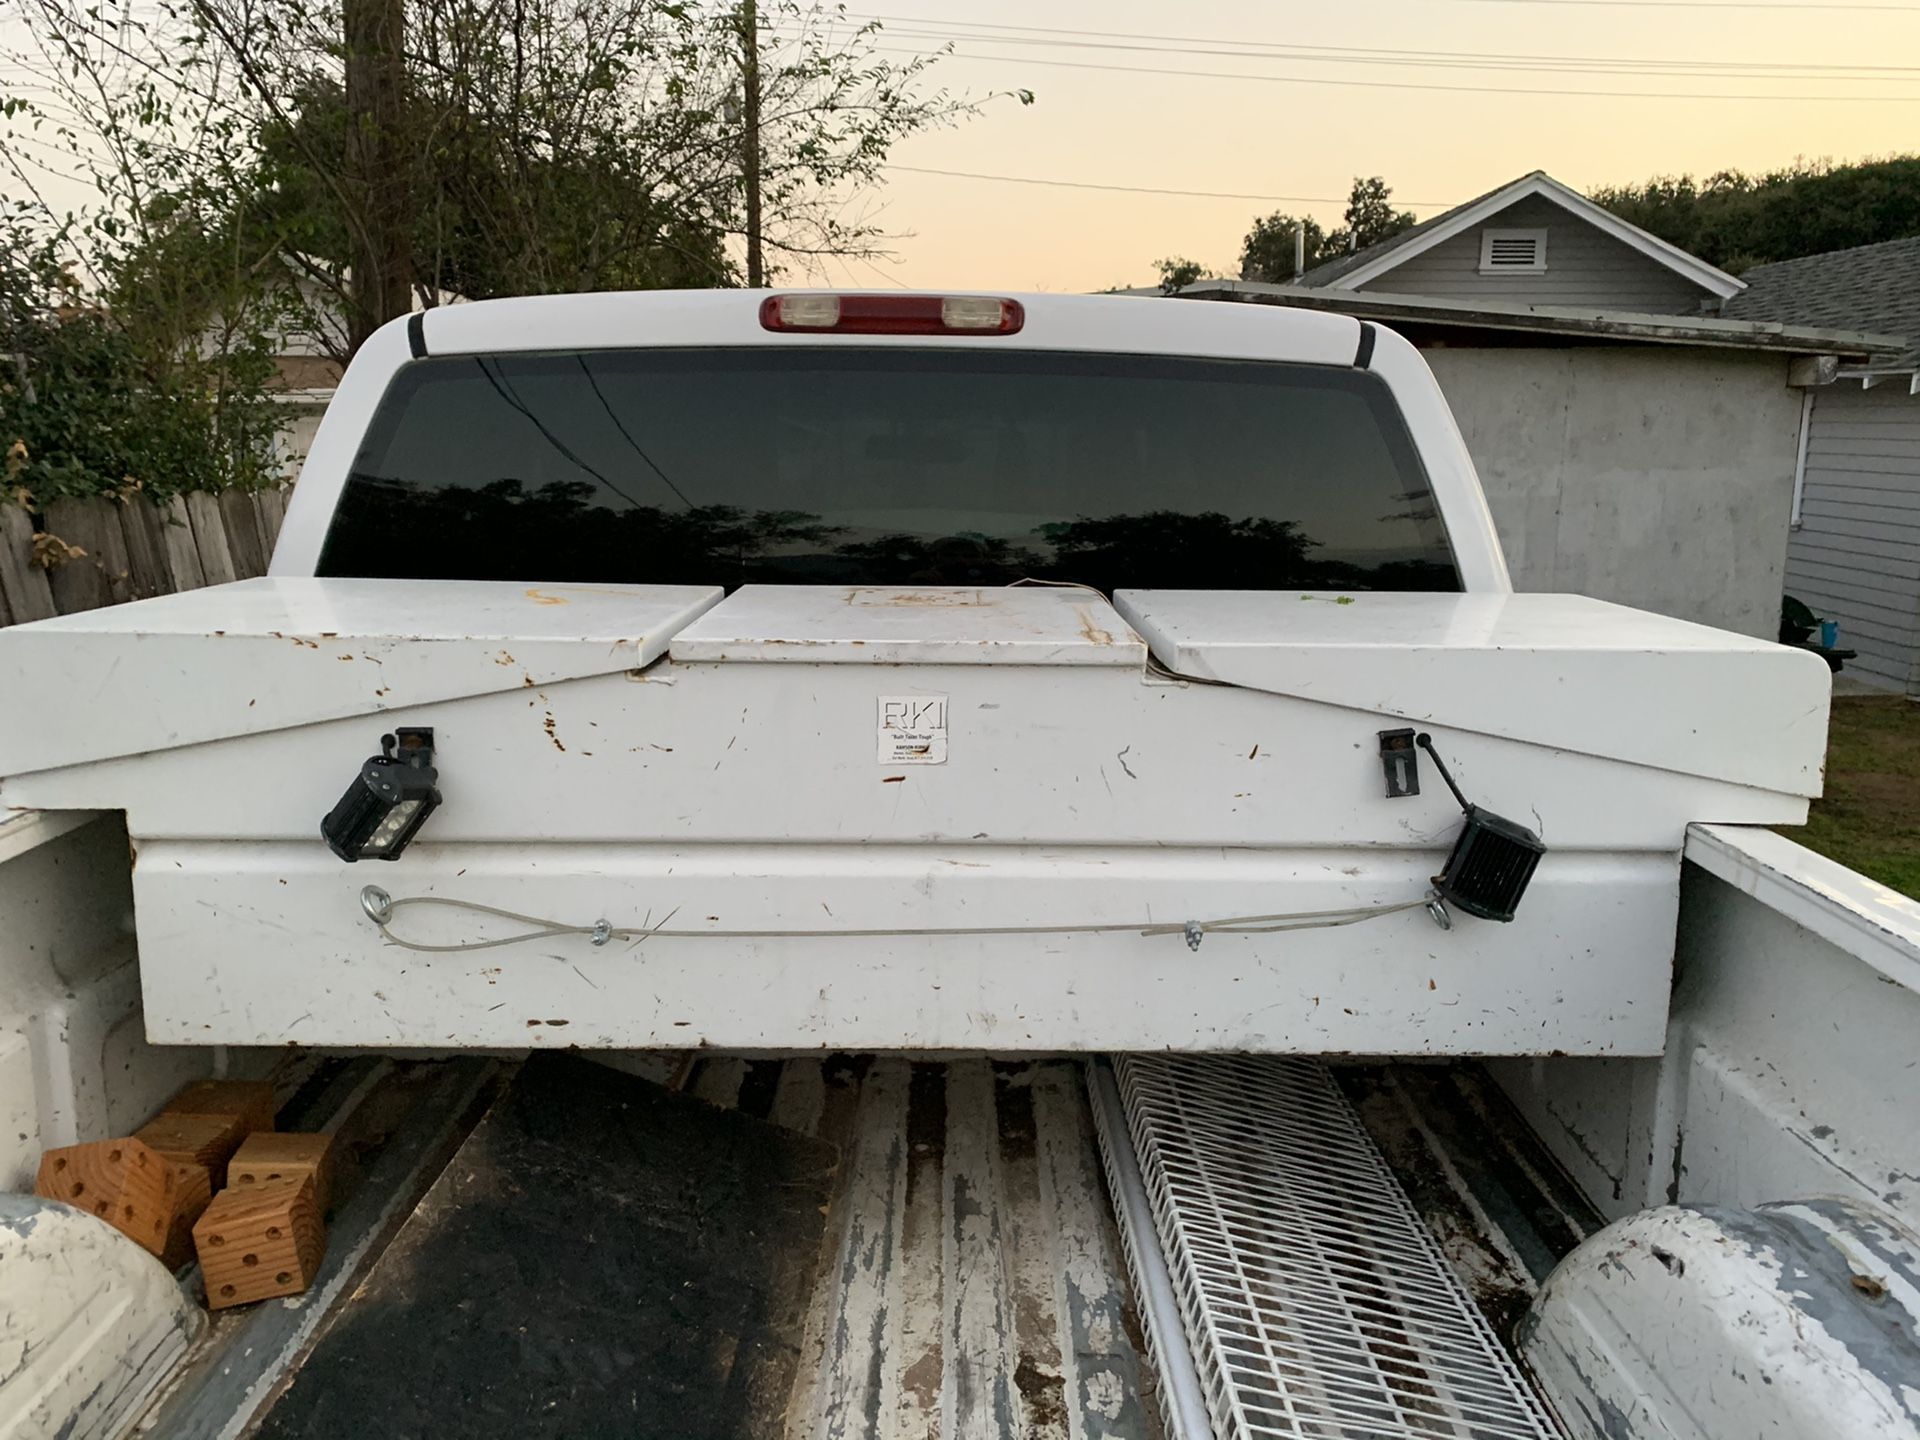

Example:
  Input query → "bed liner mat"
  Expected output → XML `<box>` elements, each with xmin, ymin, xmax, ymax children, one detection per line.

<box><xmin>251</xmin><ymin>1052</ymin><xmax>836</xmax><ymax>1439</ymax></box>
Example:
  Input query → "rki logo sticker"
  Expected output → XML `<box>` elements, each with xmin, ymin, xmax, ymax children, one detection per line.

<box><xmin>877</xmin><ymin>695</ymin><xmax>949</xmax><ymax>764</ymax></box>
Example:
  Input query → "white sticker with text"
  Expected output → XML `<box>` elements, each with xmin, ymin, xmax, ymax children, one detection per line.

<box><xmin>878</xmin><ymin>695</ymin><xmax>949</xmax><ymax>765</ymax></box>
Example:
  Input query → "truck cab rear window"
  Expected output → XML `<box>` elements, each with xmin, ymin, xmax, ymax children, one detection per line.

<box><xmin>318</xmin><ymin>348</ymin><xmax>1460</xmax><ymax>592</ymax></box>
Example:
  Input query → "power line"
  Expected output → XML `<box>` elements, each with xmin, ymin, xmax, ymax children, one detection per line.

<box><xmin>1461</xmin><ymin>0</ymin><xmax>1919</xmax><ymax>11</ymax></box>
<box><xmin>887</xmin><ymin>163</ymin><xmax>1459</xmax><ymax>208</ymax></box>
<box><xmin>876</xmin><ymin>45</ymin><xmax>1920</xmax><ymax>102</ymax></box>
<box><xmin>875</xmin><ymin>27</ymin><xmax>1920</xmax><ymax>85</ymax></box>
<box><xmin>841</xmin><ymin>12</ymin><xmax>1920</xmax><ymax>78</ymax></box>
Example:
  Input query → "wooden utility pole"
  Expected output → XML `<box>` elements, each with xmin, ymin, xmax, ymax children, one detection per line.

<box><xmin>740</xmin><ymin>0</ymin><xmax>764</xmax><ymax>287</ymax></box>
<box><xmin>344</xmin><ymin>0</ymin><xmax>412</xmax><ymax>353</ymax></box>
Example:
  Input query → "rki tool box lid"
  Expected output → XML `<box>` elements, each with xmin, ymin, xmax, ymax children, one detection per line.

<box><xmin>0</xmin><ymin>577</ymin><xmax>721</xmax><ymax>776</ymax></box>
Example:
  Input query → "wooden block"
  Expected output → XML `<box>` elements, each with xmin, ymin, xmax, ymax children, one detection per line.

<box><xmin>137</xmin><ymin>1110</ymin><xmax>250</xmax><ymax>1189</ymax></box>
<box><xmin>194</xmin><ymin>1174</ymin><xmax>325</xmax><ymax>1310</ymax></box>
<box><xmin>159</xmin><ymin>1162</ymin><xmax>215</xmax><ymax>1270</ymax></box>
<box><xmin>35</xmin><ymin>1137</ymin><xmax>186</xmax><ymax>1258</ymax></box>
<box><xmin>163</xmin><ymin>1078</ymin><xmax>277</xmax><ymax>1134</ymax></box>
<box><xmin>229</xmin><ymin>1132</ymin><xmax>335</xmax><ymax>1210</ymax></box>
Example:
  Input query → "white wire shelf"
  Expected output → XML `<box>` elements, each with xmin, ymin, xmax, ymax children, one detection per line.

<box><xmin>1107</xmin><ymin>1054</ymin><xmax>1563</xmax><ymax>1440</ymax></box>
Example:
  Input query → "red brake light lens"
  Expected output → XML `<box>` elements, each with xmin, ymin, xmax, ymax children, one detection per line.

<box><xmin>759</xmin><ymin>293</ymin><xmax>1025</xmax><ymax>336</ymax></box>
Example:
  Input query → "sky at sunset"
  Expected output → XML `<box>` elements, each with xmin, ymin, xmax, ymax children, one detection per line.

<box><xmin>801</xmin><ymin>0</ymin><xmax>1920</xmax><ymax>292</ymax></box>
<box><xmin>4</xmin><ymin>0</ymin><xmax>1915</xmax><ymax>294</ymax></box>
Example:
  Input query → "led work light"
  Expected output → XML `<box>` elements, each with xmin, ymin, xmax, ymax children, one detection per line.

<box><xmin>321</xmin><ymin>728</ymin><xmax>441</xmax><ymax>862</ymax></box>
<box><xmin>1415</xmin><ymin>733</ymin><xmax>1545</xmax><ymax>923</ymax></box>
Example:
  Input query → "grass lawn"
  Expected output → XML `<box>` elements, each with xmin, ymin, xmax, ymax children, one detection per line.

<box><xmin>1789</xmin><ymin>694</ymin><xmax>1920</xmax><ymax>900</ymax></box>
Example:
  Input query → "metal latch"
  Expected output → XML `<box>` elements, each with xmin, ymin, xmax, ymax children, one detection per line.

<box><xmin>1378</xmin><ymin>728</ymin><xmax>1420</xmax><ymax>799</ymax></box>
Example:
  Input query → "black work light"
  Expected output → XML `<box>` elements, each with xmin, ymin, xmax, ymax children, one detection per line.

<box><xmin>321</xmin><ymin>728</ymin><xmax>441</xmax><ymax>862</ymax></box>
<box><xmin>1415</xmin><ymin>732</ymin><xmax>1545</xmax><ymax>923</ymax></box>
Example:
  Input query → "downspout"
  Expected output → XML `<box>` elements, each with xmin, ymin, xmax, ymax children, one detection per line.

<box><xmin>1790</xmin><ymin>387</ymin><xmax>1813</xmax><ymax>528</ymax></box>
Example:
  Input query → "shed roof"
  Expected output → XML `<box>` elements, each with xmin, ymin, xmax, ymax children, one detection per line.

<box><xmin>1296</xmin><ymin>171</ymin><xmax>1745</xmax><ymax>301</ymax></box>
<box><xmin>1178</xmin><ymin>280</ymin><xmax>1904</xmax><ymax>358</ymax></box>
<box><xmin>1721</xmin><ymin>236</ymin><xmax>1920</xmax><ymax>367</ymax></box>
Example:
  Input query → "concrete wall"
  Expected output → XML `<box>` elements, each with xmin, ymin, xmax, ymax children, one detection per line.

<box><xmin>1425</xmin><ymin>345</ymin><xmax>1801</xmax><ymax>638</ymax></box>
<box><xmin>1361</xmin><ymin>194</ymin><xmax>1711</xmax><ymax>313</ymax></box>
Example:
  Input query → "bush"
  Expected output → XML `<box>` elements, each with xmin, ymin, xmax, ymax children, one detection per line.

<box><xmin>1</xmin><ymin>211</ymin><xmax>286</xmax><ymax>504</ymax></box>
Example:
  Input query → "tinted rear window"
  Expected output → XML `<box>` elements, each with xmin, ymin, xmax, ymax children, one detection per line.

<box><xmin>318</xmin><ymin>348</ymin><xmax>1458</xmax><ymax>591</ymax></box>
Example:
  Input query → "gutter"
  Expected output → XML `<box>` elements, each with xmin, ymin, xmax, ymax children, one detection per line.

<box><xmin>1176</xmin><ymin>280</ymin><xmax>1905</xmax><ymax>360</ymax></box>
<box><xmin>1836</xmin><ymin>352</ymin><xmax>1920</xmax><ymax>396</ymax></box>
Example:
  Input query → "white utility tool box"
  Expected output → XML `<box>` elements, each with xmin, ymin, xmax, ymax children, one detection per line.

<box><xmin>0</xmin><ymin>577</ymin><xmax>1827</xmax><ymax>1054</ymax></box>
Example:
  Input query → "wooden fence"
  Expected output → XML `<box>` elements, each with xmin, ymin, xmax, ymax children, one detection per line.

<box><xmin>0</xmin><ymin>489</ymin><xmax>291</xmax><ymax>630</ymax></box>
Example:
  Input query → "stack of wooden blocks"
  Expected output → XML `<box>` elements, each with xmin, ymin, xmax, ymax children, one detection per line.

<box><xmin>33</xmin><ymin>1078</ymin><xmax>333</xmax><ymax>1311</ymax></box>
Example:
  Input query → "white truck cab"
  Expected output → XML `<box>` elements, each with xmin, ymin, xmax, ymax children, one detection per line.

<box><xmin>269</xmin><ymin>290</ymin><xmax>1512</xmax><ymax>590</ymax></box>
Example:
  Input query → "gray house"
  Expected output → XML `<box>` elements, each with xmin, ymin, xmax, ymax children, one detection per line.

<box><xmin>1290</xmin><ymin>171</ymin><xmax>1742</xmax><ymax>313</ymax></box>
<box><xmin>1180</xmin><ymin>172</ymin><xmax>1903</xmax><ymax>641</ymax></box>
<box><xmin>1721</xmin><ymin>239</ymin><xmax>1920</xmax><ymax>693</ymax></box>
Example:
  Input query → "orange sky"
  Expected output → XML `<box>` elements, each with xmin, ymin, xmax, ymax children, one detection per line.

<box><xmin>5</xmin><ymin>0</ymin><xmax>1914</xmax><ymax>294</ymax></box>
<box><xmin>806</xmin><ymin>0</ymin><xmax>1920</xmax><ymax>292</ymax></box>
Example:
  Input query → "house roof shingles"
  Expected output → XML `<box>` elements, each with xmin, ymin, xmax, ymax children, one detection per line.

<box><xmin>1720</xmin><ymin>236</ymin><xmax>1920</xmax><ymax>360</ymax></box>
<box><xmin>1295</xmin><ymin>174</ymin><xmax>1533</xmax><ymax>289</ymax></box>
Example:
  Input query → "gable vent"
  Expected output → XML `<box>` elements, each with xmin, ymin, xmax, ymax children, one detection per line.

<box><xmin>1479</xmin><ymin>227</ymin><xmax>1548</xmax><ymax>274</ymax></box>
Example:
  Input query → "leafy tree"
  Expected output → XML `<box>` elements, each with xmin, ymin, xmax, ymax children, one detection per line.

<box><xmin>3</xmin><ymin>0</ymin><xmax>1025</xmax><ymax>361</ymax></box>
<box><xmin>1233</xmin><ymin>178</ymin><xmax>1414</xmax><ymax>283</ymax></box>
<box><xmin>1155</xmin><ymin>256</ymin><xmax>1208</xmax><ymax>294</ymax></box>
<box><xmin>243</xmin><ymin>74</ymin><xmax>735</xmax><ymax>354</ymax></box>
<box><xmin>1324</xmin><ymin>176</ymin><xmax>1417</xmax><ymax>258</ymax></box>
<box><xmin>1240</xmin><ymin>213</ymin><xmax>1327</xmax><ymax>282</ymax></box>
<box><xmin>0</xmin><ymin>207</ymin><xmax>286</xmax><ymax>503</ymax></box>
<box><xmin>0</xmin><ymin>0</ymin><xmax>1021</xmax><ymax>496</ymax></box>
<box><xmin>1592</xmin><ymin>155</ymin><xmax>1920</xmax><ymax>272</ymax></box>
<box><xmin>0</xmin><ymin>0</ymin><xmax>295</xmax><ymax>510</ymax></box>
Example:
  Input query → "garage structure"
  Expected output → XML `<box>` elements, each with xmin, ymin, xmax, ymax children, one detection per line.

<box><xmin>1179</xmin><ymin>282</ymin><xmax>1898</xmax><ymax>640</ymax></box>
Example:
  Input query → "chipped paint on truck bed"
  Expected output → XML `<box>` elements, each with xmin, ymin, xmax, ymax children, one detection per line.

<box><xmin>682</xmin><ymin>1054</ymin><xmax>1159</xmax><ymax>1440</ymax></box>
